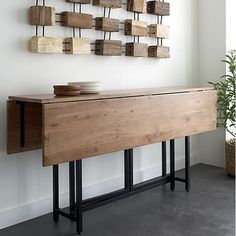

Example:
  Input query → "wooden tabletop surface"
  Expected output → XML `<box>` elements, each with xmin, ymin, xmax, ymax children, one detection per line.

<box><xmin>9</xmin><ymin>86</ymin><xmax>215</xmax><ymax>104</ymax></box>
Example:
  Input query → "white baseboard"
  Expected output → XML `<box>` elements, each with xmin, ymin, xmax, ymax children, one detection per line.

<box><xmin>0</xmin><ymin>155</ymin><xmax>198</xmax><ymax>230</ymax></box>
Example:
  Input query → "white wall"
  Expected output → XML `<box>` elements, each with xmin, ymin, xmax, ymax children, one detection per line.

<box><xmin>0</xmin><ymin>0</ymin><xmax>219</xmax><ymax>229</ymax></box>
<box><xmin>198</xmin><ymin>0</ymin><xmax>226</xmax><ymax>167</ymax></box>
<box><xmin>226</xmin><ymin>0</ymin><xmax>236</xmax><ymax>51</ymax></box>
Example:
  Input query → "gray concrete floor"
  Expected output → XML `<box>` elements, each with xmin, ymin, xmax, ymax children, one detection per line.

<box><xmin>0</xmin><ymin>164</ymin><xmax>235</xmax><ymax>236</ymax></box>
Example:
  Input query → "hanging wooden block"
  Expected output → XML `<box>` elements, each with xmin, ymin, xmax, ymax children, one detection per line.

<box><xmin>95</xmin><ymin>40</ymin><xmax>122</xmax><ymax>56</ymax></box>
<box><xmin>125</xmin><ymin>20</ymin><xmax>148</xmax><ymax>37</ymax></box>
<box><xmin>61</xmin><ymin>12</ymin><xmax>93</xmax><ymax>28</ymax></box>
<box><xmin>93</xmin><ymin>0</ymin><xmax>121</xmax><ymax>8</ymax></box>
<box><xmin>66</xmin><ymin>0</ymin><xmax>90</xmax><ymax>4</ymax></box>
<box><xmin>65</xmin><ymin>37</ymin><xmax>91</xmax><ymax>54</ymax></box>
<box><xmin>127</xmin><ymin>0</ymin><xmax>146</xmax><ymax>13</ymax></box>
<box><xmin>148</xmin><ymin>24</ymin><xmax>169</xmax><ymax>38</ymax></box>
<box><xmin>30</xmin><ymin>6</ymin><xmax>56</xmax><ymax>26</ymax></box>
<box><xmin>95</xmin><ymin>17</ymin><xmax>119</xmax><ymax>32</ymax></box>
<box><xmin>30</xmin><ymin>36</ymin><xmax>63</xmax><ymax>54</ymax></box>
<box><xmin>148</xmin><ymin>46</ymin><xmax>170</xmax><ymax>58</ymax></box>
<box><xmin>126</xmin><ymin>42</ymin><xmax>148</xmax><ymax>57</ymax></box>
<box><xmin>147</xmin><ymin>1</ymin><xmax>170</xmax><ymax>16</ymax></box>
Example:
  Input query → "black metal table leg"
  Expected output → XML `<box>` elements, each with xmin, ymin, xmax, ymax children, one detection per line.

<box><xmin>76</xmin><ymin>160</ymin><xmax>83</xmax><ymax>234</ymax></box>
<box><xmin>69</xmin><ymin>161</ymin><xmax>75</xmax><ymax>212</ymax></box>
<box><xmin>185</xmin><ymin>136</ymin><xmax>190</xmax><ymax>192</ymax></box>
<box><xmin>162</xmin><ymin>142</ymin><xmax>167</xmax><ymax>177</ymax></box>
<box><xmin>170</xmin><ymin>140</ymin><xmax>175</xmax><ymax>191</ymax></box>
<box><xmin>124</xmin><ymin>149</ymin><xmax>133</xmax><ymax>192</ymax></box>
<box><xmin>53</xmin><ymin>165</ymin><xmax>59</xmax><ymax>222</ymax></box>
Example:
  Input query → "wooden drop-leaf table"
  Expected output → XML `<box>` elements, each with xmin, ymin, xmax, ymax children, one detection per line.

<box><xmin>7</xmin><ymin>87</ymin><xmax>217</xmax><ymax>234</ymax></box>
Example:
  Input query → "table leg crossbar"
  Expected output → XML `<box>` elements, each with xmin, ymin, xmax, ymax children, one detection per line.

<box><xmin>53</xmin><ymin>137</ymin><xmax>191</xmax><ymax>234</ymax></box>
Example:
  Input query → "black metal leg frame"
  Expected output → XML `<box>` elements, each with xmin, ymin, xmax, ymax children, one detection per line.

<box><xmin>53</xmin><ymin>137</ymin><xmax>191</xmax><ymax>234</ymax></box>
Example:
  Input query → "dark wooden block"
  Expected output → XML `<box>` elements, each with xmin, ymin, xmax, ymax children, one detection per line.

<box><xmin>126</xmin><ymin>42</ymin><xmax>148</xmax><ymax>57</ymax></box>
<box><xmin>148</xmin><ymin>46</ymin><xmax>170</xmax><ymax>58</ymax></box>
<box><xmin>66</xmin><ymin>0</ymin><xmax>90</xmax><ymax>4</ymax></box>
<box><xmin>30</xmin><ymin>6</ymin><xmax>55</xmax><ymax>26</ymax></box>
<box><xmin>127</xmin><ymin>0</ymin><xmax>146</xmax><ymax>13</ymax></box>
<box><xmin>125</xmin><ymin>20</ymin><xmax>148</xmax><ymax>36</ymax></box>
<box><xmin>93</xmin><ymin>0</ymin><xmax>121</xmax><ymax>8</ymax></box>
<box><xmin>147</xmin><ymin>1</ymin><xmax>170</xmax><ymax>16</ymax></box>
<box><xmin>95</xmin><ymin>17</ymin><xmax>119</xmax><ymax>32</ymax></box>
<box><xmin>61</xmin><ymin>12</ymin><xmax>93</xmax><ymax>29</ymax></box>
<box><xmin>95</xmin><ymin>40</ymin><xmax>122</xmax><ymax>56</ymax></box>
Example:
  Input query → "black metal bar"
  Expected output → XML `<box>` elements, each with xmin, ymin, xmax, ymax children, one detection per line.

<box><xmin>185</xmin><ymin>136</ymin><xmax>190</xmax><ymax>192</ymax></box>
<box><xmin>76</xmin><ymin>160</ymin><xmax>82</xmax><ymax>234</ymax></box>
<box><xmin>83</xmin><ymin>189</ymin><xmax>128</xmax><ymax>212</ymax></box>
<box><xmin>69</xmin><ymin>161</ymin><xmax>75</xmax><ymax>212</ymax></box>
<box><xmin>82</xmin><ymin>175</ymin><xmax>170</xmax><ymax>212</ymax></box>
<box><xmin>128</xmin><ymin>149</ymin><xmax>134</xmax><ymax>189</ymax></box>
<box><xmin>133</xmin><ymin>175</ymin><xmax>171</xmax><ymax>192</ymax></box>
<box><xmin>124</xmin><ymin>149</ymin><xmax>133</xmax><ymax>192</ymax></box>
<box><xmin>170</xmin><ymin>139</ymin><xmax>175</xmax><ymax>191</ymax></box>
<box><xmin>53</xmin><ymin>165</ymin><xmax>59</xmax><ymax>222</ymax></box>
<box><xmin>162</xmin><ymin>141</ymin><xmax>166</xmax><ymax>176</ymax></box>
<box><xmin>58</xmin><ymin>210</ymin><xmax>77</xmax><ymax>221</ymax></box>
<box><xmin>19</xmin><ymin>102</ymin><xmax>25</xmax><ymax>147</ymax></box>
<box><xmin>175</xmin><ymin>177</ymin><xmax>186</xmax><ymax>183</ymax></box>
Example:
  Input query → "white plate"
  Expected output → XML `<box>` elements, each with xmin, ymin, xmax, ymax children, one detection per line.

<box><xmin>68</xmin><ymin>81</ymin><xmax>102</xmax><ymax>86</ymax></box>
<box><xmin>80</xmin><ymin>85</ymin><xmax>102</xmax><ymax>88</ymax></box>
<box><xmin>81</xmin><ymin>89</ymin><xmax>102</xmax><ymax>92</ymax></box>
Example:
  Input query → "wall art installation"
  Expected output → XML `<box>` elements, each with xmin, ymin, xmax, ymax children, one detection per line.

<box><xmin>29</xmin><ymin>0</ymin><xmax>170</xmax><ymax>58</ymax></box>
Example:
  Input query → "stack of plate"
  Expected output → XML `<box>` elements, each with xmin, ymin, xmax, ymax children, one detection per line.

<box><xmin>54</xmin><ymin>85</ymin><xmax>81</xmax><ymax>96</ymax></box>
<box><xmin>68</xmin><ymin>81</ymin><xmax>102</xmax><ymax>94</ymax></box>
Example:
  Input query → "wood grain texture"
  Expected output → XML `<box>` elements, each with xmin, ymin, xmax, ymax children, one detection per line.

<box><xmin>42</xmin><ymin>90</ymin><xmax>217</xmax><ymax>166</ymax></box>
<box><xmin>30</xmin><ymin>6</ymin><xmax>55</xmax><ymax>26</ymax></box>
<box><xmin>148</xmin><ymin>46</ymin><xmax>170</xmax><ymax>58</ymax></box>
<box><xmin>66</xmin><ymin>0</ymin><xmax>90</xmax><ymax>4</ymax></box>
<box><xmin>127</xmin><ymin>0</ymin><xmax>146</xmax><ymax>13</ymax></box>
<box><xmin>9</xmin><ymin>87</ymin><xmax>215</xmax><ymax>104</ymax></box>
<box><xmin>30</xmin><ymin>36</ymin><xmax>63</xmax><ymax>54</ymax></box>
<box><xmin>149</xmin><ymin>24</ymin><xmax>169</xmax><ymax>38</ymax></box>
<box><xmin>147</xmin><ymin>1</ymin><xmax>170</xmax><ymax>16</ymax></box>
<box><xmin>95</xmin><ymin>40</ymin><xmax>122</xmax><ymax>56</ymax></box>
<box><xmin>125</xmin><ymin>20</ymin><xmax>148</xmax><ymax>36</ymax></box>
<box><xmin>126</xmin><ymin>42</ymin><xmax>148</xmax><ymax>57</ymax></box>
<box><xmin>65</xmin><ymin>37</ymin><xmax>91</xmax><ymax>54</ymax></box>
<box><xmin>61</xmin><ymin>12</ymin><xmax>93</xmax><ymax>29</ymax></box>
<box><xmin>93</xmin><ymin>0</ymin><xmax>121</xmax><ymax>8</ymax></box>
<box><xmin>95</xmin><ymin>17</ymin><xmax>119</xmax><ymax>32</ymax></box>
<box><xmin>7</xmin><ymin>101</ymin><xmax>42</xmax><ymax>154</ymax></box>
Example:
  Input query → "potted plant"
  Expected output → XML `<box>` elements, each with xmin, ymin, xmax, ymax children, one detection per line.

<box><xmin>209</xmin><ymin>50</ymin><xmax>236</xmax><ymax>177</ymax></box>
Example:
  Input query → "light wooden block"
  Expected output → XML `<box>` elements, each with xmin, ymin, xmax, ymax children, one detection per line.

<box><xmin>149</xmin><ymin>24</ymin><xmax>169</xmax><ymax>38</ymax></box>
<box><xmin>65</xmin><ymin>37</ymin><xmax>91</xmax><ymax>55</ymax></box>
<box><xmin>66</xmin><ymin>0</ymin><xmax>90</xmax><ymax>4</ymax></box>
<box><xmin>125</xmin><ymin>20</ymin><xmax>148</xmax><ymax>37</ymax></box>
<box><xmin>93</xmin><ymin>0</ymin><xmax>121</xmax><ymax>8</ymax></box>
<box><xmin>30</xmin><ymin>6</ymin><xmax>55</xmax><ymax>26</ymax></box>
<box><xmin>61</xmin><ymin>12</ymin><xmax>93</xmax><ymax>29</ymax></box>
<box><xmin>95</xmin><ymin>17</ymin><xmax>119</xmax><ymax>32</ymax></box>
<box><xmin>126</xmin><ymin>42</ymin><xmax>148</xmax><ymax>57</ymax></box>
<box><xmin>127</xmin><ymin>0</ymin><xmax>146</xmax><ymax>13</ymax></box>
<box><xmin>148</xmin><ymin>46</ymin><xmax>170</xmax><ymax>58</ymax></box>
<box><xmin>30</xmin><ymin>36</ymin><xmax>63</xmax><ymax>54</ymax></box>
<box><xmin>95</xmin><ymin>40</ymin><xmax>122</xmax><ymax>56</ymax></box>
<box><xmin>147</xmin><ymin>1</ymin><xmax>170</xmax><ymax>16</ymax></box>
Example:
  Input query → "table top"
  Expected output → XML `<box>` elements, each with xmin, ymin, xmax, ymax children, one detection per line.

<box><xmin>9</xmin><ymin>86</ymin><xmax>215</xmax><ymax>104</ymax></box>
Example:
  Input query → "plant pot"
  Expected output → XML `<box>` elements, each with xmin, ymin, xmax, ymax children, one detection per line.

<box><xmin>225</xmin><ymin>139</ymin><xmax>235</xmax><ymax>177</ymax></box>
